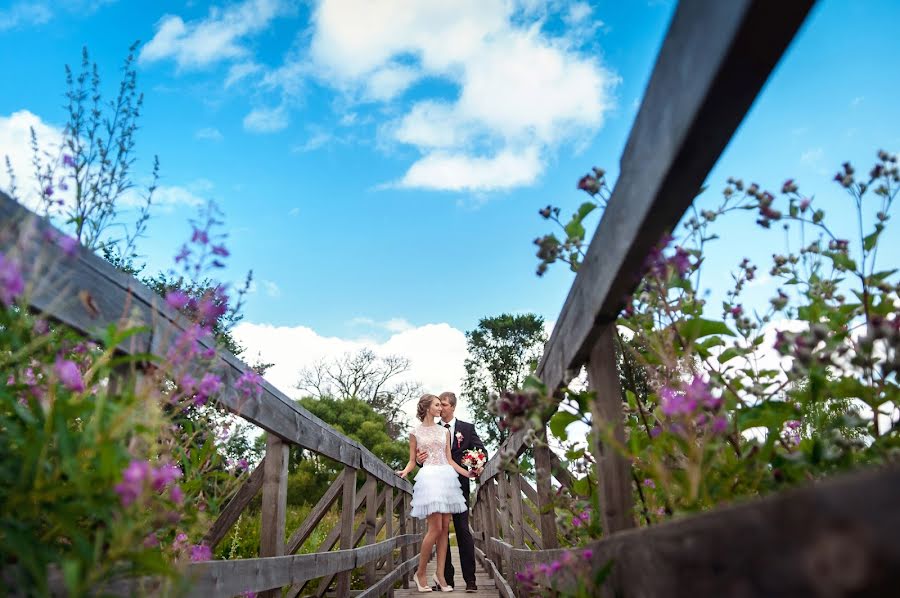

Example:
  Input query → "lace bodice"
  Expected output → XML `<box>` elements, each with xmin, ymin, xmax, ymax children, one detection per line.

<box><xmin>413</xmin><ymin>424</ymin><xmax>450</xmax><ymax>466</ymax></box>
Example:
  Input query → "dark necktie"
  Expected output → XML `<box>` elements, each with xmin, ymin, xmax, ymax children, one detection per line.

<box><xmin>443</xmin><ymin>422</ymin><xmax>451</xmax><ymax>430</ymax></box>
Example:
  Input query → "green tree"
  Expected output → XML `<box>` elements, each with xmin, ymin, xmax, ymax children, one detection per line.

<box><xmin>462</xmin><ymin>313</ymin><xmax>547</xmax><ymax>447</ymax></box>
<box><xmin>278</xmin><ymin>397</ymin><xmax>409</xmax><ymax>505</ymax></box>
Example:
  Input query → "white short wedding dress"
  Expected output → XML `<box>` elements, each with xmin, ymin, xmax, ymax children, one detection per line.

<box><xmin>409</xmin><ymin>424</ymin><xmax>467</xmax><ymax>519</ymax></box>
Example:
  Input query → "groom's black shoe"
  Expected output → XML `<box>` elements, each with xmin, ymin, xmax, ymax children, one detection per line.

<box><xmin>466</xmin><ymin>582</ymin><xmax>477</xmax><ymax>592</ymax></box>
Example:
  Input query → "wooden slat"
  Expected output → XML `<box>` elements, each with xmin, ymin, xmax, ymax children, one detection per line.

<box><xmin>0</xmin><ymin>192</ymin><xmax>411</xmax><ymax>494</ymax></box>
<box><xmin>503</xmin><ymin>465</ymin><xmax>900</xmax><ymax>597</ymax></box>
<box><xmin>357</xmin><ymin>555</ymin><xmax>419</xmax><ymax>598</ymax></box>
<box><xmin>336</xmin><ymin>467</ymin><xmax>359</xmax><ymax>597</ymax></box>
<box><xmin>384</xmin><ymin>485</ymin><xmax>395</xmax><ymax>598</ymax></box>
<box><xmin>508</xmin><ymin>474</ymin><xmax>525</xmax><ymax>548</ymax></box>
<box><xmin>203</xmin><ymin>456</ymin><xmax>266</xmax><ymax>550</ymax></box>
<box><xmin>259</xmin><ymin>435</ymin><xmax>289</xmax><ymax>598</ymax></box>
<box><xmin>482</xmin><ymin>542</ymin><xmax>515</xmax><ymax>598</ymax></box>
<box><xmin>548</xmin><ymin>451</ymin><xmax>577</xmax><ymax>493</ymax></box>
<box><xmin>285</xmin><ymin>468</ymin><xmax>346</xmax><ymax>555</ymax></box>
<box><xmin>186</xmin><ymin>534</ymin><xmax>420</xmax><ymax>596</ymax></box>
<box><xmin>533</xmin><ymin>436</ymin><xmax>559</xmax><ymax>549</ymax></box>
<box><xmin>586</xmin><ymin>325</ymin><xmax>634</xmax><ymax>534</ymax></box>
<box><xmin>478</xmin><ymin>0</ymin><xmax>815</xmax><ymax>484</ymax></box>
<box><xmin>365</xmin><ymin>475</ymin><xmax>378</xmax><ymax>585</ymax></box>
<box><xmin>399</xmin><ymin>493</ymin><xmax>411</xmax><ymax>589</ymax></box>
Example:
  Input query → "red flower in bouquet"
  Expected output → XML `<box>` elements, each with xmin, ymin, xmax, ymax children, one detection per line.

<box><xmin>461</xmin><ymin>449</ymin><xmax>486</xmax><ymax>470</ymax></box>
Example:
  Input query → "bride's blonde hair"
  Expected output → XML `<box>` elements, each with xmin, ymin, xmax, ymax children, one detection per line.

<box><xmin>416</xmin><ymin>394</ymin><xmax>440</xmax><ymax>422</ymax></box>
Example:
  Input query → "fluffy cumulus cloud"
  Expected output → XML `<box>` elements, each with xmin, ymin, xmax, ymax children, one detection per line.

<box><xmin>139</xmin><ymin>0</ymin><xmax>288</xmax><ymax>70</ymax></box>
<box><xmin>233</xmin><ymin>320</ymin><xmax>472</xmax><ymax>423</ymax></box>
<box><xmin>305</xmin><ymin>0</ymin><xmax>617</xmax><ymax>191</ymax></box>
<box><xmin>0</xmin><ymin>110</ymin><xmax>66</xmax><ymax>210</ymax></box>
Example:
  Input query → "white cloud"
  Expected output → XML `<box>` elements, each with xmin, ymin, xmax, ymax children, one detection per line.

<box><xmin>565</xmin><ymin>2</ymin><xmax>592</xmax><ymax>24</ymax></box>
<box><xmin>349</xmin><ymin>317</ymin><xmax>414</xmax><ymax>333</ymax></box>
<box><xmin>243</xmin><ymin>104</ymin><xmax>289</xmax><ymax>132</ymax></box>
<box><xmin>139</xmin><ymin>0</ymin><xmax>287</xmax><ymax>70</ymax></box>
<box><xmin>195</xmin><ymin>127</ymin><xmax>224</xmax><ymax>141</ymax></box>
<box><xmin>298</xmin><ymin>0</ymin><xmax>617</xmax><ymax>191</ymax></box>
<box><xmin>233</xmin><ymin>320</ymin><xmax>471</xmax><ymax>423</ymax></box>
<box><xmin>0</xmin><ymin>2</ymin><xmax>52</xmax><ymax>31</ymax></box>
<box><xmin>0</xmin><ymin>110</ymin><xmax>66</xmax><ymax>211</ymax></box>
<box><xmin>801</xmin><ymin>147</ymin><xmax>825</xmax><ymax>166</ymax></box>
<box><xmin>288</xmin><ymin>207</ymin><xmax>300</xmax><ymax>216</ymax></box>
<box><xmin>397</xmin><ymin>146</ymin><xmax>542</xmax><ymax>192</ymax></box>
<box><xmin>225</xmin><ymin>61</ymin><xmax>263</xmax><ymax>88</ymax></box>
<box><xmin>263</xmin><ymin>280</ymin><xmax>281</xmax><ymax>298</ymax></box>
<box><xmin>292</xmin><ymin>131</ymin><xmax>333</xmax><ymax>153</ymax></box>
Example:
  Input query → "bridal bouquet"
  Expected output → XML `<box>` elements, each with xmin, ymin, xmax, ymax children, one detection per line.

<box><xmin>461</xmin><ymin>449</ymin><xmax>486</xmax><ymax>471</ymax></box>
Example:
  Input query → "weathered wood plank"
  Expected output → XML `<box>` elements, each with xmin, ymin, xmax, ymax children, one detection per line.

<box><xmin>285</xmin><ymin>468</ymin><xmax>345</xmax><ymax>555</ymax></box>
<box><xmin>481</xmin><ymin>543</ymin><xmax>515</xmax><ymax>598</ymax></box>
<box><xmin>399</xmin><ymin>493</ymin><xmax>411</xmax><ymax>589</ymax></box>
<box><xmin>508</xmin><ymin>466</ymin><xmax>900</xmax><ymax>597</ymax></box>
<box><xmin>384</xmin><ymin>485</ymin><xmax>395</xmax><ymax>598</ymax></box>
<box><xmin>586</xmin><ymin>325</ymin><xmax>635</xmax><ymax>535</ymax></box>
<box><xmin>533</xmin><ymin>435</ymin><xmax>559</xmax><ymax>549</ymax></box>
<box><xmin>203</xmin><ymin>456</ymin><xmax>266</xmax><ymax>550</ymax></box>
<box><xmin>0</xmin><ymin>192</ymin><xmax>411</xmax><ymax>493</ymax></box>
<box><xmin>336</xmin><ymin>467</ymin><xmax>359</xmax><ymax>597</ymax></box>
<box><xmin>365</xmin><ymin>475</ymin><xmax>378</xmax><ymax>585</ymax></box>
<box><xmin>357</xmin><ymin>555</ymin><xmax>418</xmax><ymax>598</ymax></box>
<box><xmin>508</xmin><ymin>474</ymin><xmax>525</xmax><ymax>548</ymax></box>
<box><xmin>259</xmin><ymin>435</ymin><xmax>289</xmax><ymax>598</ymax></box>
<box><xmin>186</xmin><ymin>534</ymin><xmax>420</xmax><ymax>596</ymax></box>
<box><xmin>478</xmin><ymin>0</ymin><xmax>815</xmax><ymax>484</ymax></box>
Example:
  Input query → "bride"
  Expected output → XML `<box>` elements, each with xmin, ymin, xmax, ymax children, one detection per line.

<box><xmin>396</xmin><ymin>394</ymin><xmax>475</xmax><ymax>592</ymax></box>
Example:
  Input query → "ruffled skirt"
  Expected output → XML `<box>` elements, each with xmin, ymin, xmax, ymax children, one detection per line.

<box><xmin>410</xmin><ymin>464</ymin><xmax>468</xmax><ymax>519</ymax></box>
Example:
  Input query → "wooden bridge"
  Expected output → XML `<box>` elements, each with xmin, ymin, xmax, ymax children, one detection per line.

<box><xmin>2</xmin><ymin>0</ymin><xmax>898</xmax><ymax>596</ymax></box>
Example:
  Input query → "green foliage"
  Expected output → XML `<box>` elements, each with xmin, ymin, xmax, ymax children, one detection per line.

<box><xmin>462</xmin><ymin>313</ymin><xmax>547</xmax><ymax>447</ymax></box>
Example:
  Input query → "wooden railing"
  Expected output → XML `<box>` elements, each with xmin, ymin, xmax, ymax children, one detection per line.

<box><xmin>0</xmin><ymin>193</ymin><xmax>421</xmax><ymax>595</ymax></box>
<box><xmin>467</xmin><ymin>0</ymin><xmax>899</xmax><ymax>596</ymax></box>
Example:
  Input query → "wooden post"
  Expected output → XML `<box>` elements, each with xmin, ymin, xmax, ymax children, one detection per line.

<box><xmin>484</xmin><ymin>479</ymin><xmax>499</xmax><ymax>569</ymax></box>
<box><xmin>336</xmin><ymin>466</ymin><xmax>358</xmax><ymax>597</ymax></box>
<box><xmin>399</xmin><ymin>492</ymin><xmax>410</xmax><ymax>589</ymax></box>
<box><xmin>385</xmin><ymin>485</ymin><xmax>395</xmax><ymax>598</ymax></box>
<box><xmin>509</xmin><ymin>474</ymin><xmax>525</xmax><ymax>548</ymax></box>
<box><xmin>534</xmin><ymin>429</ymin><xmax>559</xmax><ymax>549</ymax></box>
<box><xmin>365</xmin><ymin>474</ymin><xmax>378</xmax><ymax>586</ymax></box>
<box><xmin>587</xmin><ymin>324</ymin><xmax>635</xmax><ymax>535</ymax></box>
<box><xmin>259</xmin><ymin>434</ymin><xmax>289</xmax><ymax>598</ymax></box>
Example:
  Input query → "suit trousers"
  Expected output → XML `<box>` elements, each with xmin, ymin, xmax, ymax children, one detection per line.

<box><xmin>444</xmin><ymin>492</ymin><xmax>475</xmax><ymax>587</ymax></box>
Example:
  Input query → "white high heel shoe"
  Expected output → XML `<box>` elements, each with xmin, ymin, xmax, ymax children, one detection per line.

<box><xmin>433</xmin><ymin>574</ymin><xmax>453</xmax><ymax>592</ymax></box>
<box><xmin>415</xmin><ymin>573</ymin><xmax>433</xmax><ymax>592</ymax></box>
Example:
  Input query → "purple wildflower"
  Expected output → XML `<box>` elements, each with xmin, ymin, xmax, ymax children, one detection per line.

<box><xmin>43</xmin><ymin>185</ymin><xmax>54</xmax><ymax>197</ymax></box>
<box><xmin>196</xmin><ymin>373</ymin><xmax>222</xmax><ymax>405</ymax></box>
<box><xmin>165</xmin><ymin>290</ymin><xmax>190</xmax><ymax>310</ymax></box>
<box><xmin>237</xmin><ymin>458</ymin><xmax>249</xmax><ymax>471</ymax></box>
<box><xmin>236</xmin><ymin>371</ymin><xmax>264</xmax><ymax>400</ymax></box>
<box><xmin>659</xmin><ymin>386</ymin><xmax>693</xmax><ymax>417</ymax></box>
<box><xmin>54</xmin><ymin>358</ymin><xmax>85</xmax><ymax>392</ymax></box>
<box><xmin>0</xmin><ymin>252</ymin><xmax>24</xmax><ymax>306</ymax></box>
<box><xmin>643</xmin><ymin>478</ymin><xmax>655</xmax><ymax>488</ymax></box>
<box><xmin>56</xmin><ymin>235</ymin><xmax>78</xmax><ymax>258</ymax></box>
<box><xmin>143</xmin><ymin>533</ymin><xmax>159</xmax><ymax>548</ymax></box>
<box><xmin>175</xmin><ymin>245</ymin><xmax>191</xmax><ymax>264</ymax></box>
<box><xmin>684</xmin><ymin>377</ymin><xmax>720</xmax><ymax>411</ymax></box>
<box><xmin>582</xmin><ymin>549</ymin><xmax>593</xmax><ymax>560</ymax></box>
<box><xmin>212</xmin><ymin>244</ymin><xmax>229</xmax><ymax>257</ymax></box>
<box><xmin>191</xmin><ymin>228</ymin><xmax>209</xmax><ymax>244</ymax></box>
<box><xmin>730</xmin><ymin>305</ymin><xmax>743</xmax><ymax>318</ymax></box>
<box><xmin>572</xmin><ymin>516</ymin><xmax>581</xmax><ymax>528</ymax></box>
<box><xmin>170</xmin><ymin>484</ymin><xmax>184</xmax><ymax>504</ymax></box>
<box><xmin>151</xmin><ymin>463</ymin><xmax>183</xmax><ymax>492</ymax></box>
<box><xmin>114</xmin><ymin>460</ymin><xmax>151</xmax><ymax>506</ymax></box>
<box><xmin>670</xmin><ymin>246</ymin><xmax>692</xmax><ymax>277</ymax></box>
<box><xmin>190</xmin><ymin>544</ymin><xmax>212</xmax><ymax>562</ymax></box>
<box><xmin>62</xmin><ymin>154</ymin><xmax>76</xmax><ymax>168</ymax></box>
<box><xmin>711</xmin><ymin>415</ymin><xmax>729</xmax><ymax>435</ymax></box>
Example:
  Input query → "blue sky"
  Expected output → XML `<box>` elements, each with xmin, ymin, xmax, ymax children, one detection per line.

<box><xmin>1</xmin><ymin>0</ymin><xmax>898</xmax><ymax>412</ymax></box>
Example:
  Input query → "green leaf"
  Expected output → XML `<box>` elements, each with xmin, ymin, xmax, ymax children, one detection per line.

<box><xmin>571</xmin><ymin>475</ymin><xmax>591</xmax><ymax>497</ymax></box>
<box><xmin>717</xmin><ymin>348</ymin><xmax>741</xmax><ymax>364</ymax></box>
<box><xmin>549</xmin><ymin>410</ymin><xmax>580</xmax><ymax>440</ymax></box>
<box><xmin>737</xmin><ymin>401</ymin><xmax>799</xmax><ymax>431</ymax></box>
<box><xmin>863</xmin><ymin>228</ymin><xmax>881</xmax><ymax>251</ymax></box>
<box><xmin>564</xmin><ymin>218</ymin><xmax>586</xmax><ymax>241</ymax></box>
<box><xmin>565</xmin><ymin>447</ymin><xmax>585</xmax><ymax>461</ymax></box>
<box><xmin>576</xmin><ymin>201</ymin><xmax>597</xmax><ymax>221</ymax></box>
<box><xmin>677</xmin><ymin>318</ymin><xmax>735</xmax><ymax>345</ymax></box>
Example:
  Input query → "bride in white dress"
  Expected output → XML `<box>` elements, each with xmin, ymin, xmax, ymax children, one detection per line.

<box><xmin>396</xmin><ymin>394</ymin><xmax>474</xmax><ymax>592</ymax></box>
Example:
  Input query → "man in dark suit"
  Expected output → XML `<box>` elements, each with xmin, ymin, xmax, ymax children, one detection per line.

<box><xmin>417</xmin><ymin>391</ymin><xmax>486</xmax><ymax>592</ymax></box>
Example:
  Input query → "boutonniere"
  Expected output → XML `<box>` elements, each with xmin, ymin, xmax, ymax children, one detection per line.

<box><xmin>455</xmin><ymin>431</ymin><xmax>463</xmax><ymax>448</ymax></box>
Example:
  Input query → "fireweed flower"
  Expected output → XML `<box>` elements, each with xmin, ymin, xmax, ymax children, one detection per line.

<box><xmin>62</xmin><ymin>154</ymin><xmax>76</xmax><ymax>168</ymax></box>
<box><xmin>170</xmin><ymin>484</ymin><xmax>185</xmax><ymax>504</ymax></box>
<box><xmin>165</xmin><ymin>290</ymin><xmax>190</xmax><ymax>310</ymax></box>
<box><xmin>197</xmin><ymin>373</ymin><xmax>223</xmax><ymax>403</ymax></box>
<box><xmin>0</xmin><ymin>252</ymin><xmax>24</xmax><ymax>306</ymax></box>
<box><xmin>114</xmin><ymin>460</ymin><xmax>151</xmax><ymax>506</ymax></box>
<box><xmin>212</xmin><ymin>244</ymin><xmax>230</xmax><ymax>257</ymax></box>
<box><xmin>151</xmin><ymin>463</ymin><xmax>183</xmax><ymax>492</ymax></box>
<box><xmin>191</xmin><ymin>228</ymin><xmax>209</xmax><ymax>245</ymax></box>
<box><xmin>236</xmin><ymin>371</ymin><xmax>264</xmax><ymax>400</ymax></box>
<box><xmin>54</xmin><ymin>357</ymin><xmax>85</xmax><ymax>392</ymax></box>
<box><xmin>190</xmin><ymin>544</ymin><xmax>212</xmax><ymax>562</ymax></box>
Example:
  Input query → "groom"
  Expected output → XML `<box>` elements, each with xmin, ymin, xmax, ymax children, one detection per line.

<box><xmin>417</xmin><ymin>391</ymin><xmax>485</xmax><ymax>592</ymax></box>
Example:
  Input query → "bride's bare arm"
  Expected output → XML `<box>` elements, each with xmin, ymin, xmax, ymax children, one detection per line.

<box><xmin>445</xmin><ymin>430</ymin><xmax>472</xmax><ymax>477</ymax></box>
<box><xmin>396</xmin><ymin>434</ymin><xmax>417</xmax><ymax>478</ymax></box>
